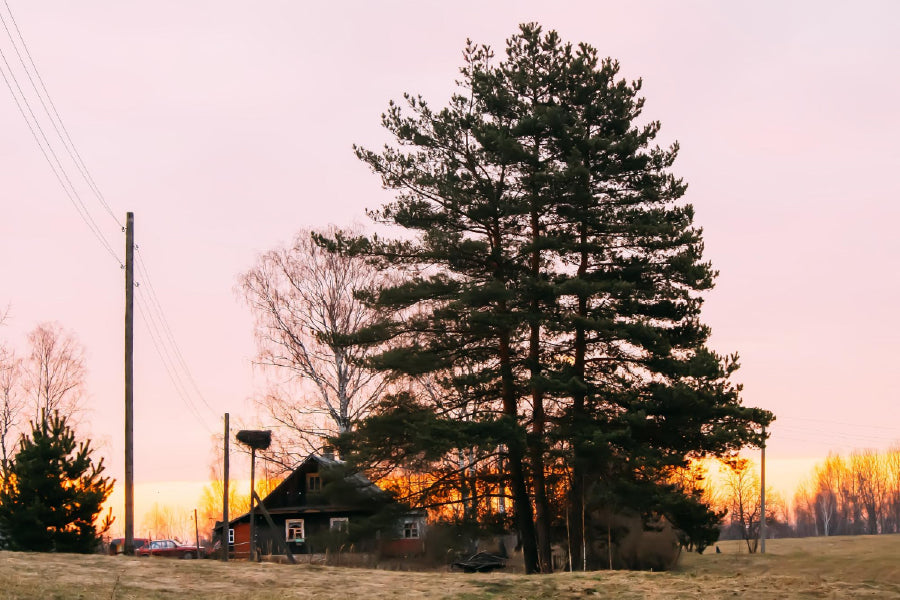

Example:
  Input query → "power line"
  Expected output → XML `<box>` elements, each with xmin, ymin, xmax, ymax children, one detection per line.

<box><xmin>775</xmin><ymin>413</ymin><xmax>900</xmax><ymax>433</ymax></box>
<box><xmin>774</xmin><ymin>424</ymin><xmax>899</xmax><ymax>445</ymax></box>
<box><xmin>0</xmin><ymin>5</ymin><xmax>220</xmax><ymax>431</ymax></box>
<box><xmin>771</xmin><ymin>434</ymin><xmax>880</xmax><ymax>450</ymax></box>
<box><xmin>134</xmin><ymin>248</ymin><xmax>218</xmax><ymax>417</ymax></box>
<box><xmin>135</xmin><ymin>291</ymin><xmax>214</xmax><ymax>435</ymax></box>
<box><xmin>0</xmin><ymin>46</ymin><xmax>121</xmax><ymax>265</ymax></box>
<box><xmin>0</xmin><ymin>1</ymin><xmax>121</xmax><ymax>228</ymax></box>
<box><xmin>135</xmin><ymin>291</ymin><xmax>199</xmax><ymax>420</ymax></box>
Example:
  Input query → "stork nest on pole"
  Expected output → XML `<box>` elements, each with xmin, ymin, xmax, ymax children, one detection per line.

<box><xmin>236</xmin><ymin>429</ymin><xmax>272</xmax><ymax>450</ymax></box>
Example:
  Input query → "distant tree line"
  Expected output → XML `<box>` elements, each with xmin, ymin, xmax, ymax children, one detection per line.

<box><xmin>674</xmin><ymin>451</ymin><xmax>900</xmax><ymax>550</ymax></box>
<box><xmin>793</xmin><ymin>448</ymin><xmax>900</xmax><ymax>538</ymax></box>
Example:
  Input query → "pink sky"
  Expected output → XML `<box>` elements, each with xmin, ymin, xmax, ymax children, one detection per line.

<box><xmin>2</xmin><ymin>1</ymin><xmax>899</xmax><ymax>526</ymax></box>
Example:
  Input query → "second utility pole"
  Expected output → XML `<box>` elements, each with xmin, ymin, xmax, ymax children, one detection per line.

<box><xmin>124</xmin><ymin>211</ymin><xmax>135</xmax><ymax>555</ymax></box>
<box><xmin>760</xmin><ymin>425</ymin><xmax>766</xmax><ymax>554</ymax></box>
<box><xmin>223</xmin><ymin>412</ymin><xmax>229</xmax><ymax>562</ymax></box>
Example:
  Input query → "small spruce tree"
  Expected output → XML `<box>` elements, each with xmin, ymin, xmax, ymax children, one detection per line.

<box><xmin>0</xmin><ymin>410</ymin><xmax>113</xmax><ymax>552</ymax></box>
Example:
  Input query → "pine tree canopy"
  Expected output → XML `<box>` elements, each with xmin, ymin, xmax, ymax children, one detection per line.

<box><xmin>0</xmin><ymin>410</ymin><xmax>113</xmax><ymax>553</ymax></box>
<box><xmin>335</xmin><ymin>22</ymin><xmax>774</xmax><ymax>573</ymax></box>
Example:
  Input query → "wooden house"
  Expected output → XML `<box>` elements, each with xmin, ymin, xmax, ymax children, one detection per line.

<box><xmin>214</xmin><ymin>453</ymin><xmax>426</xmax><ymax>559</ymax></box>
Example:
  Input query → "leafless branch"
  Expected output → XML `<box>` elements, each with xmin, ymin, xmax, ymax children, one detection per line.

<box><xmin>239</xmin><ymin>226</ymin><xmax>392</xmax><ymax>465</ymax></box>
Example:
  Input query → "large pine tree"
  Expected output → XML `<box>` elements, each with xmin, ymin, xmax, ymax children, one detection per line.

<box><xmin>338</xmin><ymin>23</ymin><xmax>773</xmax><ymax>573</ymax></box>
<box><xmin>0</xmin><ymin>410</ymin><xmax>112</xmax><ymax>553</ymax></box>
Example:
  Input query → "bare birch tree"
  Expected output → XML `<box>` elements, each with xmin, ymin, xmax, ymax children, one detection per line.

<box><xmin>0</xmin><ymin>345</ymin><xmax>24</xmax><ymax>475</ymax></box>
<box><xmin>851</xmin><ymin>450</ymin><xmax>888</xmax><ymax>535</ymax></box>
<box><xmin>0</xmin><ymin>306</ymin><xmax>24</xmax><ymax>475</ymax></box>
<box><xmin>792</xmin><ymin>479</ymin><xmax>818</xmax><ymax>537</ymax></box>
<box><xmin>721</xmin><ymin>459</ymin><xmax>784</xmax><ymax>552</ymax></box>
<box><xmin>24</xmin><ymin>323</ymin><xmax>85</xmax><ymax>422</ymax></box>
<box><xmin>239</xmin><ymin>227</ymin><xmax>388</xmax><ymax>467</ymax></box>
<box><xmin>885</xmin><ymin>447</ymin><xmax>900</xmax><ymax>533</ymax></box>
<box><xmin>723</xmin><ymin>459</ymin><xmax>762</xmax><ymax>552</ymax></box>
<box><xmin>141</xmin><ymin>503</ymin><xmax>194</xmax><ymax>542</ymax></box>
<box><xmin>814</xmin><ymin>455</ymin><xmax>841</xmax><ymax>536</ymax></box>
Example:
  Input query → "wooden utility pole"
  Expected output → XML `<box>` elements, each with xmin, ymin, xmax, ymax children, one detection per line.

<box><xmin>124</xmin><ymin>211</ymin><xmax>135</xmax><ymax>555</ymax></box>
<box><xmin>249</xmin><ymin>446</ymin><xmax>257</xmax><ymax>561</ymax></box>
<box><xmin>194</xmin><ymin>508</ymin><xmax>200</xmax><ymax>556</ymax></box>
<box><xmin>760</xmin><ymin>425</ymin><xmax>767</xmax><ymax>554</ymax></box>
<box><xmin>235</xmin><ymin>429</ymin><xmax>270</xmax><ymax>562</ymax></box>
<box><xmin>222</xmin><ymin>412</ymin><xmax>229</xmax><ymax>562</ymax></box>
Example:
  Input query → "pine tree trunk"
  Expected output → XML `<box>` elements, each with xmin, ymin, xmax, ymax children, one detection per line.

<box><xmin>527</xmin><ymin>197</ymin><xmax>553</xmax><ymax>573</ymax></box>
<box><xmin>468</xmin><ymin>447</ymin><xmax>479</xmax><ymax>521</ymax></box>
<box><xmin>568</xmin><ymin>470</ymin><xmax>585</xmax><ymax>569</ymax></box>
<box><xmin>529</xmin><ymin>382</ymin><xmax>552</xmax><ymax>572</ymax></box>
<box><xmin>529</xmin><ymin>312</ymin><xmax>552</xmax><ymax>571</ymax></box>
<box><xmin>568</xmin><ymin>230</ymin><xmax>590</xmax><ymax>570</ymax></box>
<box><xmin>498</xmin><ymin>327</ymin><xmax>539</xmax><ymax>574</ymax></box>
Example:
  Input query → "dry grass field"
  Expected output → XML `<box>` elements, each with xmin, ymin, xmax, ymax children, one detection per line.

<box><xmin>1</xmin><ymin>535</ymin><xmax>899</xmax><ymax>599</ymax></box>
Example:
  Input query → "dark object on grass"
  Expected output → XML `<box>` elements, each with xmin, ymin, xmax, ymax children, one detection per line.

<box><xmin>715</xmin><ymin>545</ymin><xmax>721</xmax><ymax>554</ymax></box>
<box><xmin>452</xmin><ymin>552</ymin><xmax>507</xmax><ymax>573</ymax></box>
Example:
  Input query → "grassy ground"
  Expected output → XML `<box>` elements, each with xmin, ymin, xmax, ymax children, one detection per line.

<box><xmin>1</xmin><ymin>535</ymin><xmax>899</xmax><ymax>599</ymax></box>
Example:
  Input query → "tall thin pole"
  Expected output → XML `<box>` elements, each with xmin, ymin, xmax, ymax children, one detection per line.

<box><xmin>194</xmin><ymin>508</ymin><xmax>200</xmax><ymax>556</ymax></box>
<box><xmin>760</xmin><ymin>425</ymin><xmax>767</xmax><ymax>554</ymax></box>
<box><xmin>124</xmin><ymin>211</ymin><xmax>135</xmax><ymax>555</ymax></box>
<box><xmin>222</xmin><ymin>413</ymin><xmax>229</xmax><ymax>562</ymax></box>
<box><xmin>249</xmin><ymin>447</ymin><xmax>256</xmax><ymax>561</ymax></box>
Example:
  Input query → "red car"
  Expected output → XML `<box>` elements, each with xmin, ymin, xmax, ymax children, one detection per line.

<box><xmin>137</xmin><ymin>539</ymin><xmax>204</xmax><ymax>559</ymax></box>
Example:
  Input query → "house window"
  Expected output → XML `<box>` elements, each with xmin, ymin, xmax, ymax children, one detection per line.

<box><xmin>330</xmin><ymin>517</ymin><xmax>349</xmax><ymax>532</ymax></box>
<box><xmin>286</xmin><ymin>518</ymin><xmax>305</xmax><ymax>543</ymax></box>
<box><xmin>403</xmin><ymin>521</ymin><xmax>419</xmax><ymax>539</ymax></box>
<box><xmin>307</xmin><ymin>473</ymin><xmax>322</xmax><ymax>492</ymax></box>
<box><xmin>228</xmin><ymin>528</ymin><xmax>234</xmax><ymax>544</ymax></box>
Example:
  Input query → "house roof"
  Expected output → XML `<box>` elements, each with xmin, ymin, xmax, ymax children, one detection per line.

<box><xmin>214</xmin><ymin>452</ymin><xmax>386</xmax><ymax>530</ymax></box>
<box><xmin>269</xmin><ymin>453</ymin><xmax>383</xmax><ymax>501</ymax></box>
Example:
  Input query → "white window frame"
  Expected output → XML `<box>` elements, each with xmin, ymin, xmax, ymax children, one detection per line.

<box><xmin>285</xmin><ymin>518</ymin><xmax>305</xmax><ymax>543</ymax></box>
<box><xmin>403</xmin><ymin>521</ymin><xmax>419</xmax><ymax>539</ymax></box>
<box><xmin>330</xmin><ymin>517</ymin><xmax>349</xmax><ymax>532</ymax></box>
<box><xmin>228</xmin><ymin>528</ymin><xmax>234</xmax><ymax>544</ymax></box>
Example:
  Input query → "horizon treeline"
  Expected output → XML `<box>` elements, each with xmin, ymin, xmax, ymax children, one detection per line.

<box><xmin>793</xmin><ymin>447</ymin><xmax>900</xmax><ymax>538</ymax></box>
<box><xmin>673</xmin><ymin>451</ymin><xmax>900</xmax><ymax>546</ymax></box>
